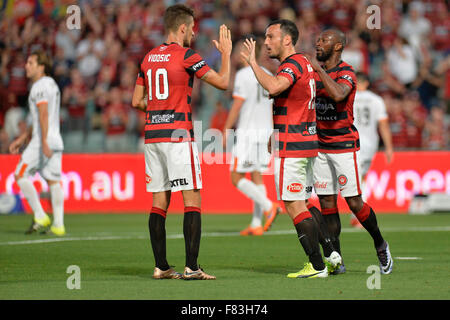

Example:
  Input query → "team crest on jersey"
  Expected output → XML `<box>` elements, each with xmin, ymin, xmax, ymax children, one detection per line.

<box><xmin>146</xmin><ymin>174</ymin><xmax>152</xmax><ymax>184</ymax></box>
<box><xmin>287</xmin><ymin>183</ymin><xmax>303</xmax><ymax>193</ymax></box>
<box><xmin>338</xmin><ymin>175</ymin><xmax>348</xmax><ymax>186</ymax></box>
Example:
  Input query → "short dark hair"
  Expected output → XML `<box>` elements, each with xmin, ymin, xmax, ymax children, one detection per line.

<box><xmin>164</xmin><ymin>4</ymin><xmax>195</xmax><ymax>34</ymax></box>
<box><xmin>356</xmin><ymin>71</ymin><xmax>369</xmax><ymax>83</ymax></box>
<box><xmin>30</xmin><ymin>50</ymin><xmax>52</xmax><ymax>75</ymax></box>
<box><xmin>267</xmin><ymin>19</ymin><xmax>299</xmax><ymax>46</ymax></box>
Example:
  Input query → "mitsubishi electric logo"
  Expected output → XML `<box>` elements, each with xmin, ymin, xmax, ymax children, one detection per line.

<box><xmin>151</xmin><ymin>114</ymin><xmax>175</xmax><ymax>124</ymax></box>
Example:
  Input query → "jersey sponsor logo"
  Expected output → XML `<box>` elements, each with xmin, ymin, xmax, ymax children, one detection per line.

<box><xmin>148</xmin><ymin>54</ymin><xmax>171</xmax><ymax>62</ymax></box>
<box><xmin>170</xmin><ymin>178</ymin><xmax>189</xmax><ymax>187</ymax></box>
<box><xmin>314</xmin><ymin>181</ymin><xmax>328</xmax><ymax>189</ymax></box>
<box><xmin>151</xmin><ymin>113</ymin><xmax>175</xmax><ymax>124</ymax></box>
<box><xmin>146</xmin><ymin>174</ymin><xmax>152</xmax><ymax>184</ymax></box>
<box><xmin>287</xmin><ymin>183</ymin><xmax>303</xmax><ymax>193</ymax></box>
<box><xmin>191</xmin><ymin>60</ymin><xmax>206</xmax><ymax>71</ymax></box>
<box><xmin>316</xmin><ymin>97</ymin><xmax>336</xmax><ymax>115</ymax></box>
<box><xmin>302</xmin><ymin>124</ymin><xmax>316</xmax><ymax>136</ymax></box>
<box><xmin>338</xmin><ymin>175</ymin><xmax>348</xmax><ymax>186</ymax></box>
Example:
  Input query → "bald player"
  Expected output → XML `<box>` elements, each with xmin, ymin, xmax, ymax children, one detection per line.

<box><xmin>307</xmin><ymin>29</ymin><xmax>393</xmax><ymax>275</ymax></box>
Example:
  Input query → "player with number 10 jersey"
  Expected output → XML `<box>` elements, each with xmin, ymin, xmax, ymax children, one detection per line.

<box><xmin>136</xmin><ymin>44</ymin><xmax>210</xmax><ymax>144</ymax></box>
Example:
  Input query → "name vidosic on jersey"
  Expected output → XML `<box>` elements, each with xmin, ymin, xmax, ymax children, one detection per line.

<box><xmin>148</xmin><ymin>54</ymin><xmax>171</xmax><ymax>62</ymax></box>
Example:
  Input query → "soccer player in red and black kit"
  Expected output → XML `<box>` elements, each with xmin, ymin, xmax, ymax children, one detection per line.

<box><xmin>308</xmin><ymin>29</ymin><xmax>393</xmax><ymax>274</ymax></box>
<box><xmin>241</xmin><ymin>20</ymin><xmax>342</xmax><ymax>278</ymax></box>
<box><xmin>132</xmin><ymin>4</ymin><xmax>232</xmax><ymax>280</ymax></box>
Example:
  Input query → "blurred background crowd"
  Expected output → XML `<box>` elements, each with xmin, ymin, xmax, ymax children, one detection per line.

<box><xmin>0</xmin><ymin>0</ymin><xmax>449</xmax><ymax>153</ymax></box>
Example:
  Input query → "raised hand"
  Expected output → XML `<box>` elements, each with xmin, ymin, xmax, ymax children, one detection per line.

<box><xmin>212</xmin><ymin>24</ymin><xmax>232</xmax><ymax>56</ymax></box>
<box><xmin>240</xmin><ymin>38</ymin><xmax>256</xmax><ymax>66</ymax></box>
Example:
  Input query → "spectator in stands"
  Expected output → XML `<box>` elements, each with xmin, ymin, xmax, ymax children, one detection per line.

<box><xmin>385</xmin><ymin>36</ymin><xmax>418</xmax><ymax>91</ymax></box>
<box><xmin>342</xmin><ymin>31</ymin><xmax>369</xmax><ymax>73</ymax></box>
<box><xmin>210</xmin><ymin>101</ymin><xmax>228</xmax><ymax>132</ymax></box>
<box><xmin>403</xmin><ymin>92</ymin><xmax>427</xmax><ymax>148</ymax></box>
<box><xmin>102</xmin><ymin>87</ymin><xmax>130</xmax><ymax>153</ymax></box>
<box><xmin>0</xmin><ymin>0</ymin><xmax>449</xmax><ymax>153</ymax></box>
<box><xmin>76</xmin><ymin>30</ymin><xmax>104</xmax><ymax>86</ymax></box>
<box><xmin>6</xmin><ymin>51</ymin><xmax>28</xmax><ymax>105</ymax></box>
<box><xmin>55</xmin><ymin>21</ymin><xmax>80</xmax><ymax>64</ymax></box>
<box><xmin>386</xmin><ymin>95</ymin><xmax>409</xmax><ymax>149</ymax></box>
<box><xmin>429</xmin><ymin>3</ymin><xmax>450</xmax><ymax>53</ymax></box>
<box><xmin>126</xmin><ymin>28</ymin><xmax>146</xmax><ymax>64</ymax></box>
<box><xmin>412</xmin><ymin>48</ymin><xmax>444</xmax><ymax>111</ymax></box>
<box><xmin>398</xmin><ymin>1</ymin><xmax>431</xmax><ymax>55</ymax></box>
<box><xmin>12</xmin><ymin>0</ymin><xmax>36</xmax><ymax>27</ymax></box>
<box><xmin>62</xmin><ymin>68</ymin><xmax>88</xmax><ymax>132</ymax></box>
<box><xmin>422</xmin><ymin>105</ymin><xmax>448</xmax><ymax>150</ymax></box>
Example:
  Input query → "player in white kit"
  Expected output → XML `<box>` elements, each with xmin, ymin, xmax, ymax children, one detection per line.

<box><xmin>350</xmin><ymin>71</ymin><xmax>393</xmax><ymax>227</ymax></box>
<box><xmin>9</xmin><ymin>51</ymin><xmax>65</xmax><ymax>236</ymax></box>
<box><xmin>223</xmin><ymin>39</ymin><xmax>280</xmax><ymax>236</ymax></box>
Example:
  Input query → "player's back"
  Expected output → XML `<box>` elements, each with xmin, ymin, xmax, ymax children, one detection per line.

<box><xmin>137</xmin><ymin>42</ymin><xmax>210</xmax><ymax>143</ymax></box>
<box><xmin>233</xmin><ymin>66</ymin><xmax>273</xmax><ymax>139</ymax></box>
<box><xmin>354</xmin><ymin>89</ymin><xmax>387</xmax><ymax>154</ymax></box>
<box><xmin>29</xmin><ymin>76</ymin><xmax>63</xmax><ymax>151</ymax></box>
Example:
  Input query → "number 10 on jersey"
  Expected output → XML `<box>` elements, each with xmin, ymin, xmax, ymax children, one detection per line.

<box><xmin>147</xmin><ymin>69</ymin><xmax>169</xmax><ymax>100</ymax></box>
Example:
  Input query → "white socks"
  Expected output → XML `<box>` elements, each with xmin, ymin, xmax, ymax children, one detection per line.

<box><xmin>250</xmin><ymin>184</ymin><xmax>268</xmax><ymax>227</ymax></box>
<box><xmin>16</xmin><ymin>178</ymin><xmax>47</xmax><ymax>220</ymax></box>
<box><xmin>17</xmin><ymin>178</ymin><xmax>64</xmax><ymax>227</ymax></box>
<box><xmin>50</xmin><ymin>183</ymin><xmax>64</xmax><ymax>228</ymax></box>
<box><xmin>236</xmin><ymin>178</ymin><xmax>272</xmax><ymax>221</ymax></box>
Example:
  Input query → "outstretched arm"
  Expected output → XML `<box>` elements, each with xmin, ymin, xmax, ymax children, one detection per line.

<box><xmin>241</xmin><ymin>38</ymin><xmax>290</xmax><ymax>96</ymax></box>
<box><xmin>201</xmin><ymin>24</ymin><xmax>232</xmax><ymax>90</ymax></box>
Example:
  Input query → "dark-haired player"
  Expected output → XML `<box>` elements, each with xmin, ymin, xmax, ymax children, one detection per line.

<box><xmin>241</xmin><ymin>20</ymin><xmax>342</xmax><ymax>278</ymax></box>
<box><xmin>132</xmin><ymin>4</ymin><xmax>232</xmax><ymax>280</ymax></box>
<box><xmin>308</xmin><ymin>29</ymin><xmax>393</xmax><ymax>274</ymax></box>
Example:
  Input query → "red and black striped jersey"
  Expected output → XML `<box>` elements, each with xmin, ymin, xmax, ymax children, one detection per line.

<box><xmin>314</xmin><ymin>60</ymin><xmax>360</xmax><ymax>153</ymax></box>
<box><xmin>273</xmin><ymin>53</ymin><xmax>318</xmax><ymax>158</ymax></box>
<box><xmin>136</xmin><ymin>42</ymin><xmax>211</xmax><ymax>143</ymax></box>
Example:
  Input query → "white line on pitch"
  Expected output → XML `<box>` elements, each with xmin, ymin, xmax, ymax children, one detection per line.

<box><xmin>394</xmin><ymin>257</ymin><xmax>423</xmax><ymax>260</ymax></box>
<box><xmin>0</xmin><ymin>225</ymin><xmax>449</xmax><ymax>246</ymax></box>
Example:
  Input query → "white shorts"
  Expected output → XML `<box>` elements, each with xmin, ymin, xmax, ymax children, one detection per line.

<box><xmin>230</xmin><ymin>140</ymin><xmax>270</xmax><ymax>173</ymax></box>
<box><xmin>274</xmin><ymin>156</ymin><xmax>314</xmax><ymax>201</ymax></box>
<box><xmin>313</xmin><ymin>151</ymin><xmax>362</xmax><ymax>197</ymax></box>
<box><xmin>15</xmin><ymin>144</ymin><xmax>63</xmax><ymax>181</ymax></box>
<box><xmin>144</xmin><ymin>141</ymin><xmax>202</xmax><ymax>193</ymax></box>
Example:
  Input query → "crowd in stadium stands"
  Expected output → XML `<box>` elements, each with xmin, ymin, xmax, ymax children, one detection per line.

<box><xmin>0</xmin><ymin>0</ymin><xmax>449</xmax><ymax>153</ymax></box>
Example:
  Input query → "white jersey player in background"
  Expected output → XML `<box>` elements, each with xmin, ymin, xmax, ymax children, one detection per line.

<box><xmin>223</xmin><ymin>38</ymin><xmax>281</xmax><ymax>236</ymax></box>
<box><xmin>9</xmin><ymin>50</ymin><xmax>65</xmax><ymax>236</ymax></box>
<box><xmin>350</xmin><ymin>71</ymin><xmax>393</xmax><ymax>228</ymax></box>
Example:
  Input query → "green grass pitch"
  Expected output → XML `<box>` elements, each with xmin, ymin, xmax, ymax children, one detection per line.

<box><xmin>0</xmin><ymin>212</ymin><xmax>449</xmax><ymax>300</ymax></box>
